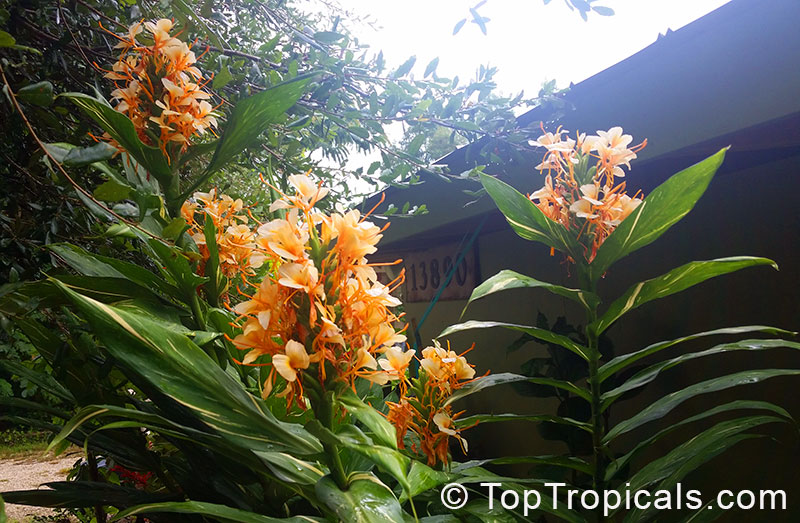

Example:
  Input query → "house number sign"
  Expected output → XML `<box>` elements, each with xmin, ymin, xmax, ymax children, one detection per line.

<box><xmin>403</xmin><ymin>242</ymin><xmax>479</xmax><ymax>303</ymax></box>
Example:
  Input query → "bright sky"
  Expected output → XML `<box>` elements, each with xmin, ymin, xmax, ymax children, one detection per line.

<box><xmin>335</xmin><ymin>0</ymin><xmax>733</xmax><ymax>97</ymax></box>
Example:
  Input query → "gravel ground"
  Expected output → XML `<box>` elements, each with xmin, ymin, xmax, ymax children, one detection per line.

<box><xmin>0</xmin><ymin>451</ymin><xmax>79</xmax><ymax>522</ymax></box>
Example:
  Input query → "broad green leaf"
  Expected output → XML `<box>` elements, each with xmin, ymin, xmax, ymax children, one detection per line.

<box><xmin>605</xmin><ymin>400</ymin><xmax>792</xmax><ymax>482</ymax></box>
<box><xmin>444</xmin><ymin>372</ymin><xmax>589</xmax><ymax>407</ymax></box>
<box><xmin>146</xmin><ymin>239</ymin><xmax>207</xmax><ymax>299</ymax></box>
<box><xmin>50</xmin><ymin>404</ymin><xmax>324</xmax><ymax>487</ymax></box>
<box><xmin>62</xmin><ymin>93</ymin><xmax>172</xmax><ymax>186</ymax></box>
<box><xmin>54</xmin><ymin>281</ymin><xmax>322</xmax><ymax>455</ymax></box>
<box><xmin>466</xmin><ymin>269</ymin><xmax>599</xmax><ymax>315</ymax></box>
<box><xmin>54</xmin><ymin>276</ymin><xmax>176</xmax><ymax>308</ymax></box>
<box><xmin>0</xmin><ymin>397</ymin><xmax>70</xmax><ymax>420</ymax></box>
<box><xmin>111</xmin><ymin>501</ymin><xmax>322</xmax><ymax>522</ymax></box>
<box><xmin>391</xmin><ymin>56</ymin><xmax>416</xmax><ymax>79</ymax></box>
<box><xmin>48</xmin><ymin>243</ymin><xmax>181</xmax><ymax>300</ymax></box>
<box><xmin>161</xmin><ymin>217</ymin><xmax>188</xmax><ymax>241</ymax></box>
<box><xmin>315</xmin><ymin>473</ymin><xmax>405</xmax><ymax>523</ymax></box>
<box><xmin>337</xmin><ymin>389</ymin><xmax>398</xmax><ymax>449</ymax></box>
<box><xmin>455</xmin><ymin>413</ymin><xmax>592</xmax><ymax>432</ymax></box>
<box><xmin>589</xmin><ymin>148</ymin><xmax>727</xmax><ymax>281</ymax></box>
<box><xmin>591</xmin><ymin>257</ymin><xmax>776</xmax><ymax>335</ymax></box>
<box><xmin>0</xmin><ymin>493</ymin><xmax>5</xmax><ymax>523</ymax></box>
<box><xmin>461</xmin><ymin>455</ymin><xmax>592</xmax><ymax>474</ymax></box>
<box><xmin>313</xmin><ymin>31</ymin><xmax>345</xmax><ymax>44</ymax></box>
<box><xmin>179</xmin><ymin>140</ymin><xmax>218</xmax><ymax>167</ymax></box>
<box><xmin>604</xmin><ymin>369</ymin><xmax>800</xmax><ymax>442</ymax></box>
<box><xmin>400</xmin><ymin>462</ymin><xmax>449</xmax><ymax>502</ymax></box>
<box><xmin>306</xmin><ymin>422</ymin><xmax>409</xmax><ymax>492</ymax></box>
<box><xmin>205</xmin><ymin>73</ymin><xmax>317</xmax><ymax>176</ymax></box>
<box><xmin>17</xmin><ymin>81</ymin><xmax>54</xmax><ymax>106</ymax></box>
<box><xmin>440</xmin><ymin>320</ymin><xmax>590</xmax><ymax>360</ymax></box>
<box><xmin>44</xmin><ymin>142</ymin><xmax>116</xmax><ymax>167</ymax></box>
<box><xmin>597</xmin><ymin>325</ymin><xmax>794</xmax><ymax>382</ymax></box>
<box><xmin>480</xmin><ymin>172</ymin><xmax>579</xmax><ymax>261</ymax></box>
<box><xmin>94</xmin><ymin>180</ymin><xmax>132</xmax><ymax>202</ymax></box>
<box><xmin>621</xmin><ymin>416</ymin><xmax>785</xmax><ymax>520</ymax></box>
<box><xmin>602</xmin><ymin>339</ymin><xmax>800</xmax><ymax>409</ymax></box>
<box><xmin>0</xmin><ymin>30</ymin><xmax>14</xmax><ymax>47</ymax></box>
<box><xmin>1</xmin><ymin>481</ymin><xmax>170</xmax><ymax>508</ymax></box>
<box><xmin>424</xmin><ymin>57</ymin><xmax>439</xmax><ymax>77</ymax></box>
<box><xmin>254</xmin><ymin>451</ymin><xmax>326</xmax><ymax>485</ymax></box>
<box><xmin>212</xmin><ymin>65</ymin><xmax>234</xmax><ymax>89</ymax></box>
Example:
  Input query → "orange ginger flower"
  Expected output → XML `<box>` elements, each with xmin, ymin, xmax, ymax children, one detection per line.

<box><xmin>220</xmin><ymin>173</ymin><xmax>407</xmax><ymax>406</ymax></box>
<box><xmin>387</xmin><ymin>340</ymin><xmax>477</xmax><ymax>466</ymax></box>
<box><xmin>101</xmin><ymin>19</ymin><xmax>218</xmax><ymax>157</ymax></box>
<box><xmin>529</xmin><ymin>126</ymin><xmax>646</xmax><ymax>262</ymax></box>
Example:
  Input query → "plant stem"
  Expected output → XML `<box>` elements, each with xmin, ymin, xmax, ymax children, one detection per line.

<box><xmin>584</xmin><ymin>278</ymin><xmax>605</xmax><ymax>522</ymax></box>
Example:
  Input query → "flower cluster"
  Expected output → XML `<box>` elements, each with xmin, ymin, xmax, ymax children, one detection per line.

<box><xmin>529</xmin><ymin>126</ymin><xmax>647</xmax><ymax>262</ymax></box>
<box><xmin>181</xmin><ymin>189</ymin><xmax>264</xmax><ymax>279</ymax></box>
<box><xmin>228</xmin><ymin>174</ymin><xmax>409</xmax><ymax>408</ymax></box>
<box><xmin>102</xmin><ymin>19</ymin><xmax>218</xmax><ymax>157</ymax></box>
<box><xmin>387</xmin><ymin>341</ymin><xmax>476</xmax><ymax>467</ymax></box>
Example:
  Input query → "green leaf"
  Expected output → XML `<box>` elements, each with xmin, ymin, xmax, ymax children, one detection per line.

<box><xmin>48</xmin><ymin>243</ymin><xmax>181</xmax><ymax>300</ymax></box>
<box><xmin>315</xmin><ymin>473</ymin><xmax>405</xmax><ymax>523</ymax></box>
<box><xmin>466</xmin><ymin>269</ymin><xmax>599</xmax><ymax>315</ymax></box>
<box><xmin>604</xmin><ymin>369</ymin><xmax>800</xmax><ymax>443</ymax></box>
<box><xmin>592</xmin><ymin>6</ymin><xmax>615</xmax><ymax>16</ymax></box>
<box><xmin>391</xmin><ymin>56</ymin><xmax>416</xmax><ymax>79</ymax></box>
<box><xmin>480</xmin><ymin>172</ymin><xmax>579</xmax><ymax>261</ymax></box>
<box><xmin>93</xmin><ymin>180</ymin><xmax>132</xmax><ymax>202</ymax></box>
<box><xmin>337</xmin><ymin>389</ymin><xmax>398</xmax><ymax>449</ymax></box>
<box><xmin>589</xmin><ymin>148</ymin><xmax>727</xmax><ymax>281</ymax></box>
<box><xmin>597</xmin><ymin>325</ymin><xmax>794</xmax><ymax>383</ymax></box>
<box><xmin>54</xmin><ymin>281</ymin><xmax>322</xmax><ymax>456</ymax></box>
<box><xmin>111</xmin><ymin>501</ymin><xmax>321</xmax><ymax>522</ymax></box>
<box><xmin>212</xmin><ymin>66</ymin><xmax>234</xmax><ymax>89</ymax></box>
<box><xmin>313</xmin><ymin>31</ymin><xmax>345</xmax><ymax>44</ymax></box>
<box><xmin>400</xmin><ymin>462</ymin><xmax>450</xmax><ymax>502</ymax></box>
<box><xmin>407</xmin><ymin>133</ymin><xmax>425</xmax><ymax>156</ymax></box>
<box><xmin>621</xmin><ymin>416</ymin><xmax>785</xmax><ymax>521</ymax></box>
<box><xmin>440</xmin><ymin>320</ymin><xmax>590</xmax><ymax>361</ymax></box>
<box><xmin>61</xmin><ymin>93</ymin><xmax>172</xmax><ymax>186</ymax></box>
<box><xmin>17</xmin><ymin>81</ymin><xmax>54</xmax><ymax>106</ymax></box>
<box><xmin>444</xmin><ymin>372</ymin><xmax>589</xmax><ymax>406</ymax></box>
<box><xmin>591</xmin><ymin>257</ymin><xmax>777</xmax><ymax>335</ymax></box>
<box><xmin>0</xmin><ymin>493</ymin><xmax>6</xmax><ymax>523</ymax></box>
<box><xmin>424</xmin><ymin>57</ymin><xmax>439</xmax><ymax>78</ymax></box>
<box><xmin>455</xmin><ymin>413</ymin><xmax>592</xmax><ymax>432</ymax></box>
<box><xmin>44</xmin><ymin>142</ymin><xmax>117</xmax><ymax>167</ymax></box>
<box><xmin>1</xmin><ymin>482</ymin><xmax>170</xmax><ymax>508</ymax></box>
<box><xmin>205</xmin><ymin>73</ymin><xmax>317</xmax><ymax>176</ymax></box>
<box><xmin>0</xmin><ymin>361</ymin><xmax>74</xmax><ymax>402</ymax></box>
<box><xmin>146</xmin><ymin>239</ymin><xmax>207</xmax><ymax>299</ymax></box>
<box><xmin>0</xmin><ymin>30</ymin><xmax>15</xmax><ymax>47</ymax></box>
<box><xmin>602</xmin><ymin>339</ymin><xmax>800</xmax><ymax>409</ymax></box>
<box><xmin>202</xmin><ymin>217</ymin><xmax>226</xmax><ymax>306</ymax></box>
<box><xmin>462</xmin><ymin>455</ymin><xmax>592</xmax><ymax>475</ymax></box>
<box><xmin>161</xmin><ymin>217</ymin><xmax>188</xmax><ymax>241</ymax></box>
<box><xmin>605</xmin><ymin>400</ymin><xmax>793</xmax><ymax>482</ymax></box>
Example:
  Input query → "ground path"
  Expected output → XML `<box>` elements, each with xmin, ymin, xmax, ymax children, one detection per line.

<box><xmin>0</xmin><ymin>451</ymin><xmax>78</xmax><ymax>521</ymax></box>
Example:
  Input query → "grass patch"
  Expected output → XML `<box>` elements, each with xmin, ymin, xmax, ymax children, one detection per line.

<box><xmin>0</xmin><ymin>429</ymin><xmax>50</xmax><ymax>459</ymax></box>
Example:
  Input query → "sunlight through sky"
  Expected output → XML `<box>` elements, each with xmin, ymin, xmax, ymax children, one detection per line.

<box><xmin>333</xmin><ymin>0</ymin><xmax>733</xmax><ymax>96</ymax></box>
